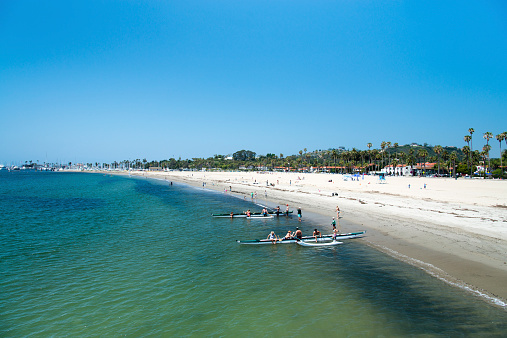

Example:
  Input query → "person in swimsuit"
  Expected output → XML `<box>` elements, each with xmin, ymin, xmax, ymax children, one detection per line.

<box><xmin>283</xmin><ymin>230</ymin><xmax>293</xmax><ymax>240</ymax></box>
<box><xmin>230</xmin><ymin>212</ymin><xmax>234</xmax><ymax>218</ymax></box>
<box><xmin>285</xmin><ymin>204</ymin><xmax>289</xmax><ymax>216</ymax></box>
<box><xmin>332</xmin><ymin>226</ymin><xmax>339</xmax><ymax>240</ymax></box>
<box><xmin>262</xmin><ymin>208</ymin><xmax>268</xmax><ymax>216</ymax></box>
<box><xmin>294</xmin><ymin>227</ymin><xmax>302</xmax><ymax>240</ymax></box>
<box><xmin>333</xmin><ymin>215</ymin><xmax>340</xmax><ymax>233</ymax></box>
<box><xmin>313</xmin><ymin>228</ymin><xmax>322</xmax><ymax>242</ymax></box>
<box><xmin>275</xmin><ymin>206</ymin><xmax>280</xmax><ymax>216</ymax></box>
<box><xmin>297</xmin><ymin>207</ymin><xmax>302</xmax><ymax>222</ymax></box>
<box><xmin>246</xmin><ymin>209</ymin><xmax>251</xmax><ymax>217</ymax></box>
<box><xmin>267</xmin><ymin>231</ymin><xmax>278</xmax><ymax>244</ymax></box>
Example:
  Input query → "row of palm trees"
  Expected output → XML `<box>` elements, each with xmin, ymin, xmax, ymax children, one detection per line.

<box><xmin>89</xmin><ymin>129</ymin><xmax>506</xmax><ymax>177</ymax></box>
<box><xmin>464</xmin><ymin>129</ymin><xmax>507</xmax><ymax>177</ymax></box>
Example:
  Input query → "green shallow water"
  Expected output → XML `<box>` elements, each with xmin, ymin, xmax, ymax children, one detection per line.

<box><xmin>1</xmin><ymin>171</ymin><xmax>506</xmax><ymax>337</ymax></box>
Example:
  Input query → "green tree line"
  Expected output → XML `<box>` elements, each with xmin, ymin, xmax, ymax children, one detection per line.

<box><xmin>83</xmin><ymin>130</ymin><xmax>507</xmax><ymax>178</ymax></box>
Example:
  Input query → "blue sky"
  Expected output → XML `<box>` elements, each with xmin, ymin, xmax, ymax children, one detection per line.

<box><xmin>1</xmin><ymin>1</ymin><xmax>506</xmax><ymax>164</ymax></box>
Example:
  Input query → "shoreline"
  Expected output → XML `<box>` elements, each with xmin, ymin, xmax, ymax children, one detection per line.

<box><xmin>109</xmin><ymin>170</ymin><xmax>507</xmax><ymax>308</ymax></box>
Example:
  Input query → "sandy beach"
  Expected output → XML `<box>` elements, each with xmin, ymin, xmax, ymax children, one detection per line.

<box><xmin>127</xmin><ymin>170</ymin><xmax>507</xmax><ymax>307</ymax></box>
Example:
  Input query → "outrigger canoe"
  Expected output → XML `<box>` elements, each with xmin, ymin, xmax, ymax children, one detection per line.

<box><xmin>246</xmin><ymin>215</ymin><xmax>274</xmax><ymax>219</ymax></box>
<box><xmin>212</xmin><ymin>211</ymin><xmax>293</xmax><ymax>218</ymax></box>
<box><xmin>236</xmin><ymin>231</ymin><xmax>365</xmax><ymax>245</ymax></box>
<box><xmin>297</xmin><ymin>240</ymin><xmax>343</xmax><ymax>247</ymax></box>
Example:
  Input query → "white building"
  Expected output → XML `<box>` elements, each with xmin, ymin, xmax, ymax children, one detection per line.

<box><xmin>382</xmin><ymin>164</ymin><xmax>413</xmax><ymax>176</ymax></box>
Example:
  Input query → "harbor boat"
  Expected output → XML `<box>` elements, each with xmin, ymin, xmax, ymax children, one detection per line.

<box><xmin>297</xmin><ymin>240</ymin><xmax>343</xmax><ymax>247</ymax></box>
<box><xmin>212</xmin><ymin>211</ymin><xmax>293</xmax><ymax>218</ymax></box>
<box><xmin>236</xmin><ymin>231</ymin><xmax>365</xmax><ymax>245</ymax></box>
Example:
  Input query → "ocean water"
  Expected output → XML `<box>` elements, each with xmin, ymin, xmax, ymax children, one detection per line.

<box><xmin>1</xmin><ymin>171</ymin><xmax>506</xmax><ymax>337</ymax></box>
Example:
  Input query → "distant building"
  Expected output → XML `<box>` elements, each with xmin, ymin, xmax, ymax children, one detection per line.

<box><xmin>382</xmin><ymin>163</ymin><xmax>438</xmax><ymax>176</ymax></box>
<box><xmin>382</xmin><ymin>164</ymin><xmax>413</xmax><ymax>176</ymax></box>
<box><xmin>149</xmin><ymin>167</ymin><xmax>163</xmax><ymax>171</ymax></box>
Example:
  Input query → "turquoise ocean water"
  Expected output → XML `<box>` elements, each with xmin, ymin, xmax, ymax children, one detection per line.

<box><xmin>1</xmin><ymin>171</ymin><xmax>506</xmax><ymax>337</ymax></box>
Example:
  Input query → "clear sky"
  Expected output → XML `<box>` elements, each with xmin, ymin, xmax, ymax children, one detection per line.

<box><xmin>1</xmin><ymin>1</ymin><xmax>506</xmax><ymax>164</ymax></box>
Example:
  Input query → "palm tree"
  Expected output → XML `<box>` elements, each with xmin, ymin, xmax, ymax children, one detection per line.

<box><xmin>504</xmin><ymin>132</ymin><xmax>507</xmax><ymax>176</ymax></box>
<box><xmin>331</xmin><ymin>150</ymin><xmax>338</xmax><ymax>173</ymax></box>
<box><xmin>367</xmin><ymin>143</ymin><xmax>372</xmax><ymax>172</ymax></box>
<box><xmin>464</xmin><ymin>135</ymin><xmax>471</xmax><ymax>175</ymax></box>
<box><xmin>374</xmin><ymin>152</ymin><xmax>381</xmax><ymax>172</ymax></box>
<box><xmin>481</xmin><ymin>147</ymin><xmax>490</xmax><ymax>178</ymax></box>
<box><xmin>496</xmin><ymin>133</ymin><xmax>505</xmax><ymax>178</ymax></box>
<box><xmin>380</xmin><ymin>141</ymin><xmax>386</xmax><ymax>169</ymax></box>
<box><xmin>468</xmin><ymin>128</ymin><xmax>475</xmax><ymax>150</ymax></box>
<box><xmin>433</xmin><ymin>145</ymin><xmax>443</xmax><ymax>176</ymax></box>
<box><xmin>418</xmin><ymin>149</ymin><xmax>428</xmax><ymax>176</ymax></box>
<box><xmin>483</xmin><ymin>132</ymin><xmax>493</xmax><ymax>174</ymax></box>
<box><xmin>408</xmin><ymin>148</ymin><xmax>415</xmax><ymax>166</ymax></box>
<box><xmin>392</xmin><ymin>158</ymin><xmax>399</xmax><ymax>175</ymax></box>
<box><xmin>393</xmin><ymin>142</ymin><xmax>398</xmax><ymax>160</ymax></box>
<box><xmin>399</xmin><ymin>151</ymin><xmax>406</xmax><ymax>175</ymax></box>
<box><xmin>471</xmin><ymin>150</ymin><xmax>481</xmax><ymax>171</ymax></box>
<box><xmin>468</xmin><ymin>128</ymin><xmax>475</xmax><ymax>176</ymax></box>
<box><xmin>386</xmin><ymin>141</ymin><xmax>392</xmax><ymax>169</ymax></box>
<box><xmin>339</xmin><ymin>159</ymin><xmax>345</xmax><ymax>174</ymax></box>
<box><xmin>350</xmin><ymin>148</ymin><xmax>359</xmax><ymax>173</ymax></box>
<box><xmin>360</xmin><ymin>150</ymin><xmax>367</xmax><ymax>173</ymax></box>
<box><xmin>462</xmin><ymin>145</ymin><xmax>470</xmax><ymax>169</ymax></box>
<box><xmin>449</xmin><ymin>151</ymin><xmax>457</xmax><ymax>179</ymax></box>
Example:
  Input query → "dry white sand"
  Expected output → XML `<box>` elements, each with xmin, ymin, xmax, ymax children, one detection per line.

<box><xmin>128</xmin><ymin>170</ymin><xmax>507</xmax><ymax>307</ymax></box>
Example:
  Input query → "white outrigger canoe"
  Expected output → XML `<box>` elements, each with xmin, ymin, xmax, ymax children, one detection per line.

<box><xmin>297</xmin><ymin>240</ymin><xmax>343</xmax><ymax>247</ymax></box>
<box><xmin>212</xmin><ymin>211</ymin><xmax>293</xmax><ymax>218</ymax></box>
<box><xmin>246</xmin><ymin>215</ymin><xmax>274</xmax><ymax>220</ymax></box>
<box><xmin>236</xmin><ymin>231</ymin><xmax>365</xmax><ymax>245</ymax></box>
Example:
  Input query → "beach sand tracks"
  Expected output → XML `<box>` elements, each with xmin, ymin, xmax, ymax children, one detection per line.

<box><xmin>358</xmin><ymin>195</ymin><xmax>503</xmax><ymax>224</ymax></box>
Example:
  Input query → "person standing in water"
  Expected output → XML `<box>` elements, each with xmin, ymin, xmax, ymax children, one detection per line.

<box><xmin>332</xmin><ymin>226</ymin><xmax>339</xmax><ymax>240</ymax></box>
<box><xmin>297</xmin><ymin>207</ymin><xmax>302</xmax><ymax>222</ymax></box>
<box><xmin>335</xmin><ymin>216</ymin><xmax>341</xmax><ymax>233</ymax></box>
